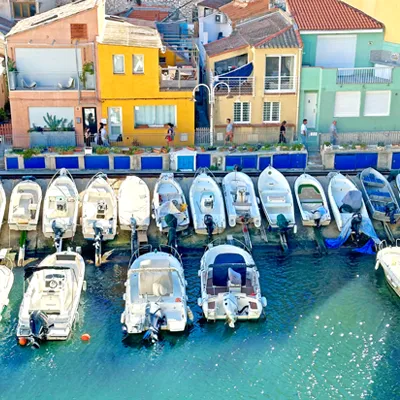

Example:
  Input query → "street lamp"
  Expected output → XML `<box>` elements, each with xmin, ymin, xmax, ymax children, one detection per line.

<box><xmin>192</xmin><ymin>82</ymin><xmax>231</xmax><ymax>147</ymax></box>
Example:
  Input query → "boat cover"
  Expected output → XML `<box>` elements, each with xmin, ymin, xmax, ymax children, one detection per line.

<box><xmin>341</xmin><ymin>190</ymin><xmax>362</xmax><ymax>212</ymax></box>
<box><xmin>214</xmin><ymin>253</ymin><xmax>245</xmax><ymax>264</ymax></box>
<box><xmin>325</xmin><ymin>216</ymin><xmax>380</xmax><ymax>252</ymax></box>
<box><xmin>158</xmin><ymin>200</ymin><xmax>182</xmax><ymax>217</ymax></box>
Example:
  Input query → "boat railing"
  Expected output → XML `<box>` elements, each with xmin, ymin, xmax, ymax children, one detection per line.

<box><xmin>206</xmin><ymin>237</ymin><xmax>251</xmax><ymax>254</ymax></box>
<box><xmin>130</xmin><ymin>244</ymin><xmax>153</xmax><ymax>264</ymax></box>
<box><xmin>158</xmin><ymin>244</ymin><xmax>183</xmax><ymax>265</ymax></box>
<box><xmin>85</xmin><ymin>171</ymin><xmax>107</xmax><ymax>190</ymax></box>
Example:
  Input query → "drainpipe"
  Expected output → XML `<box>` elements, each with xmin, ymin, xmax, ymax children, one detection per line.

<box><xmin>75</xmin><ymin>40</ymin><xmax>81</xmax><ymax>105</ymax></box>
<box><xmin>295</xmin><ymin>47</ymin><xmax>302</xmax><ymax>142</ymax></box>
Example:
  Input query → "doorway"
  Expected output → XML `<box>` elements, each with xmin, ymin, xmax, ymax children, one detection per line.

<box><xmin>304</xmin><ymin>93</ymin><xmax>317</xmax><ymax>129</ymax></box>
<box><xmin>83</xmin><ymin>107</ymin><xmax>97</xmax><ymax>144</ymax></box>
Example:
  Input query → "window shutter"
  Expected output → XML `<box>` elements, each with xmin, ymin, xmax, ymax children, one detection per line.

<box><xmin>70</xmin><ymin>24</ymin><xmax>88</xmax><ymax>40</ymax></box>
<box><xmin>364</xmin><ymin>91</ymin><xmax>391</xmax><ymax>116</ymax></box>
<box><xmin>334</xmin><ymin>92</ymin><xmax>361</xmax><ymax>117</ymax></box>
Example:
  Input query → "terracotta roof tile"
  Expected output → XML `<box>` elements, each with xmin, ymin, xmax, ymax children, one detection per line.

<box><xmin>220</xmin><ymin>0</ymin><xmax>271</xmax><ymax>24</ymax></box>
<box><xmin>124</xmin><ymin>6</ymin><xmax>171</xmax><ymax>22</ymax></box>
<box><xmin>197</xmin><ymin>0</ymin><xmax>231</xmax><ymax>9</ymax></box>
<box><xmin>286</xmin><ymin>0</ymin><xmax>383</xmax><ymax>31</ymax></box>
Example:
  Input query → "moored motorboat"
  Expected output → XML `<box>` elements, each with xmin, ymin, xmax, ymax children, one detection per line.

<box><xmin>222</xmin><ymin>170</ymin><xmax>261</xmax><ymax>228</ymax></box>
<box><xmin>258</xmin><ymin>165</ymin><xmax>295</xmax><ymax>230</ymax></box>
<box><xmin>42</xmin><ymin>169</ymin><xmax>79</xmax><ymax>250</ymax></box>
<box><xmin>0</xmin><ymin>249</ymin><xmax>14</xmax><ymax>321</ymax></box>
<box><xmin>360</xmin><ymin>168</ymin><xmax>400</xmax><ymax>224</ymax></box>
<box><xmin>197</xmin><ymin>240</ymin><xmax>266</xmax><ymax>328</ymax></box>
<box><xmin>189</xmin><ymin>168</ymin><xmax>226</xmax><ymax>237</ymax></box>
<box><xmin>8</xmin><ymin>177</ymin><xmax>42</xmax><ymax>231</ymax></box>
<box><xmin>16</xmin><ymin>251</ymin><xmax>86</xmax><ymax>347</ymax></box>
<box><xmin>375</xmin><ymin>241</ymin><xmax>400</xmax><ymax>297</ymax></box>
<box><xmin>121</xmin><ymin>245</ymin><xmax>189</xmax><ymax>342</ymax></box>
<box><xmin>118</xmin><ymin>176</ymin><xmax>150</xmax><ymax>231</ymax></box>
<box><xmin>152</xmin><ymin>173</ymin><xmax>190</xmax><ymax>233</ymax></box>
<box><xmin>294</xmin><ymin>173</ymin><xmax>331</xmax><ymax>227</ymax></box>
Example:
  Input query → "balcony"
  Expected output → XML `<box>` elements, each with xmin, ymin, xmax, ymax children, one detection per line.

<box><xmin>264</xmin><ymin>76</ymin><xmax>297</xmax><ymax>93</ymax></box>
<box><xmin>336</xmin><ymin>67</ymin><xmax>393</xmax><ymax>85</ymax></box>
<box><xmin>160</xmin><ymin>66</ymin><xmax>199</xmax><ymax>91</ymax></box>
<box><xmin>211</xmin><ymin>76</ymin><xmax>255</xmax><ymax>96</ymax></box>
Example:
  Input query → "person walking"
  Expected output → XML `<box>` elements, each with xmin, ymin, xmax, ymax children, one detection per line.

<box><xmin>225</xmin><ymin>118</ymin><xmax>233</xmax><ymax>144</ymax></box>
<box><xmin>330</xmin><ymin>120</ymin><xmax>339</xmax><ymax>145</ymax></box>
<box><xmin>99</xmin><ymin>122</ymin><xmax>109</xmax><ymax>146</ymax></box>
<box><xmin>278</xmin><ymin>120</ymin><xmax>287</xmax><ymax>144</ymax></box>
<box><xmin>300</xmin><ymin>119</ymin><xmax>308</xmax><ymax>147</ymax></box>
<box><xmin>165</xmin><ymin>123</ymin><xmax>175</xmax><ymax>147</ymax></box>
<box><xmin>84</xmin><ymin>128</ymin><xmax>91</xmax><ymax>147</ymax></box>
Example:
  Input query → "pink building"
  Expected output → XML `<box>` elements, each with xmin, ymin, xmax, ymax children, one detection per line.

<box><xmin>6</xmin><ymin>0</ymin><xmax>104</xmax><ymax>148</ymax></box>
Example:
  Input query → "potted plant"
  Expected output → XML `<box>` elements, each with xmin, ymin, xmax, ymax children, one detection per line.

<box><xmin>200</xmin><ymin>146</ymin><xmax>206</xmax><ymax>152</ymax></box>
<box><xmin>323</xmin><ymin>141</ymin><xmax>332</xmax><ymax>151</ymax></box>
<box><xmin>377</xmin><ymin>141</ymin><xmax>385</xmax><ymax>151</ymax></box>
<box><xmin>79</xmin><ymin>62</ymin><xmax>95</xmax><ymax>89</ymax></box>
<box><xmin>153</xmin><ymin>148</ymin><xmax>162</xmax><ymax>154</ymax></box>
<box><xmin>360</xmin><ymin>143</ymin><xmax>367</xmax><ymax>150</ymax></box>
<box><xmin>22</xmin><ymin>148</ymin><xmax>41</xmax><ymax>159</ymax></box>
<box><xmin>7</xmin><ymin>58</ymin><xmax>18</xmax><ymax>90</ymax></box>
<box><xmin>186</xmin><ymin>146</ymin><xmax>195</xmax><ymax>151</ymax></box>
<box><xmin>207</xmin><ymin>146</ymin><xmax>216</xmax><ymax>151</ymax></box>
<box><xmin>95</xmin><ymin>146</ymin><xmax>110</xmax><ymax>155</ymax></box>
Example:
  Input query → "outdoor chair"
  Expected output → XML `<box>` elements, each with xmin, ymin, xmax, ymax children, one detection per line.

<box><xmin>21</xmin><ymin>79</ymin><xmax>37</xmax><ymax>89</ymax></box>
<box><xmin>58</xmin><ymin>77</ymin><xmax>75</xmax><ymax>90</ymax></box>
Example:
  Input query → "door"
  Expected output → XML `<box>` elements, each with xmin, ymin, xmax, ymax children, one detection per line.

<box><xmin>83</xmin><ymin>107</ymin><xmax>97</xmax><ymax>143</ymax></box>
<box><xmin>304</xmin><ymin>92</ymin><xmax>317</xmax><ymax>129</ymax></box>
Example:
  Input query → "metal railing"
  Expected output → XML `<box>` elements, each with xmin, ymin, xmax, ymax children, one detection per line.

<box><xmin>211</xmin><ymin>76</ymin><xmax>255</xmax><ymax>96</ymax></box>
<box><xmin>160</xmin><ymin>66</ymin><xmax>198</xmax><ymax>90</ymax></box>
<box><xmin>319</xmin><ymin>131</ymin><xmax>400</xmax><ymax>146</ymax></box>
<box><xmin>264</xmin><ymin>75</ymin><xmax>297</xmax><ymax>92</ymax></box>
<box><xmin>336</xmin><ymin>67</ymin><xmax>393</xmax><ymax>85</ymax></box>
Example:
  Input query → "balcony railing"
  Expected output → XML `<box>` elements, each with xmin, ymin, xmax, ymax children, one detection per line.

<box><xmin>264</xmin><ymin>75</ymin><xmax>297</xmax><ymax>92</ymax></box>
<box><xmin>9</xmin><ymin>71</ymin><xmax>96</xmax><ymax>91</ymax></box>
<box><xmin>336</xmin><ymin>67</ymin><xmax>393</xmax><ymax>85</ymax></box>
<box><xmin>160</xmin><ymin>66</ymin><xmax>198</xmax><ymax>90</ymax></box>
<box><xmin>211</xmin><ymin>76</ymin><xmax>255</xmax><ymax>96</ymax></box>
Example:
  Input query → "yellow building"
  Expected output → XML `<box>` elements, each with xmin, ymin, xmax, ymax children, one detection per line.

<box><xmin>204</xmin><ymin>10</ymin><xmax>302</xmax><ymax>144</ymax></box>
<box><xmin>344</xmin><ymin>0</ymin><xmax>400</xmax><ymax>44</ymax></box>
<box><xmin>97</xmin><ymin>18</ymin><xmax>197</xmax><ymax>147</ymax></box>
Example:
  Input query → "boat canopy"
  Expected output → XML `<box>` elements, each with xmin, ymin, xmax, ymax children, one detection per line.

<box><xmin>341</xmin><ymin>190</ymin><xmax>362</xmax><ymax>212</ymax></box>
<box><xmin>211</xmin><ymin>264</ymin><xmax>247</xmax><ymax>286</ymax></box>
<box><xmin>214</xmin><ymin>253</ymin><xmax>245</xmax><ymax>264</ymax></box>
<box><xmin>215</xmin><ymin>62</ymin><xmax>254</xmax><ymax>80</ymax></box>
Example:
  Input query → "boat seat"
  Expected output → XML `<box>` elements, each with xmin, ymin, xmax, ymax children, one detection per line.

<box><xmin>13</xmin><ymin>207</ymin><xmax>28</xmax><ymax>218</ymax></box>
<box><xmin>300</xmin><ymin>199</ymin><xmax>323</xmax><ymax>204</ymax></box>
<box><xmin>266</xmin><ymin>195</ymin><xmax>286</xmax><ymax>203</ymax></box>
<box><xmin>262</xmin><ymin>190</ymin><xmax>287</xmax><ymax>196</ymax></box>
<box><xmin>266</xmin><ymin>203</ymin><xmax>291</xmax><ymax>208</ymax></box>
<box><xmin>39</xmin><ymin>292</ymin><xmax>61</xmax><ymax>313</ymax></box>
<box><xmin>233</xmin><ymin>201</ymin><xmax>251</xmax><ymax>207</ymax></box>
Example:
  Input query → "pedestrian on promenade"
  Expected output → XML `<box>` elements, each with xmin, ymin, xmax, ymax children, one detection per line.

<box><xmin>330</xmin><ymin>120</ymin><xmax>338</xmax><ymax>145</ymax></box>
<box><xmin>165</xmin><ymin>123</ymin><xmax>175</xmax><ymax>147</ymax></box>
<box><xmin>278</xmin><ymin>120</ymin><xmax>287</xmax><ymax>144</ymax></box>
<box><xmin>225</xmin><ymin>118</ymin><xmax>233</xmax><ymax>144</ymax></box>
<box><xmin>300</xmin><ymin>119</ymin><xmax>308</xmax><ymax>147</ymax></box>
<box><xmin>85</xmin><ymin>128</ymin><xmax>91</xmax><ymax>147</ymax></box>
<box><xmin>100</xmin><ymin>122</ymin><xmax>109</xmax><ymax>146</ymax></box>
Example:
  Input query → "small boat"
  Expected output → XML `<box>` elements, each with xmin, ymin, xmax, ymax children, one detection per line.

<box><xmin>0</xmin><ymin>179</ymin><xmax>7</xmax><ymax>233</ymax></box>
<box><xmin>198</xmin><ymin>239</ymin><xmax>266</xmax><ymax>328</ymax></box>
<box><xmin>82</xmin><ymin>173</ymin><xmax>117</xmax><ymax>266</ymax></box>
<box><xmin>152</xmin><ymin>173</ymin><xmax>190</xmax><ymax>233</ymax></box>
<box><xmin>375</xmin><ymin>241</ymin><xmax>400</xmax><ymax>297</ymax></box>
<box><xmin>0</xmin><ymin>249</ymin><xmax>14</xmax><ymax>321</ymax></box>
<box><xmin>222</xmin><ymin>170</ymin><xmax>261</xmax><ymax>228</ymax></box>
<box><xmin>17</xmin><ymin>251</ymin><xmax>86</xmax><ymax>347</ymax></box>
<box><xmin>121</xmin><ymin>245</ymin><xmax>189</xmax><ymax>343</ymax></box>
<box><xmin>118</xmin><ymin>176</ymin><xmax>150</xmax><ymax>231</ymax></box>
<box><xmin>42</xmin><ymin>169</ymin><xmax>79</xmax><ymax>249</ymax></box>
<box><xmin>258</xmin><ymin>165</ymin><xmax>295</xmax><ymax>230</ymax></box>
<box><xmin>328</xmin><ymin>172</ymin><xmax>369</xmax><ymax>232</ymax></box>
<box><xmin>360</xmin><ymin>168</ymin><xmax>400</xmax><ymax>224</ymax></box>
<box><xmin>8</xmin><ymin>177</ymin><xmax>42</xmax><ymax>231</ymax></box>
<box><xmin>189</xmin><ymin>168</ymin><xmax>226</xmax><ymax>237</ymax></box>
<box><xmin>294</xmin><ymin>173</ymin><xmax>331</xmax><ymax>227</ymax></box>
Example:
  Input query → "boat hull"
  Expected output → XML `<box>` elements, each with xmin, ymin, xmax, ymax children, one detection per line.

<box><xmin>0</xmin><ymin>266</ymin><xmax>14</xmax><ymax>321</ymax></box>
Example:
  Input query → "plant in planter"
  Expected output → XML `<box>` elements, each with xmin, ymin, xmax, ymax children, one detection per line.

<box><xmin>377</xmin><ymin>141</ymin><xmax>385</xmax><ymax>150</ymax></box>
<box><xmin>7</xmin><ymin>58</ymin><xmax>18</xmax><ymax>90</ymax></box>
<box><xmin>95</xmin><ymin>146</ymin><xmax>110</xmax><ymax>155</ymax></box>
<box><xmin>22</xmin><ymin>148</ymin><xmax>41</xmax><ymax>159</ymax></box>
<box><xmin>342</xmin><ymin>143</ymin><xmax>349</xmax><ymax>149</ymax></box>
<box><xmin>153</xmin><ymin>148</ymin><xmax>162</xmax><ymax>154</ymax></box>
<box><xmin>291</xmin><ymin>143</ymin><xmax>304</xmax><ymax>151</ymax></box>
<box><xmin>360</xmin><ymin>143</ymin><xmax>367</xmax><ymax>150</ymax></box>
<box><xmin>186</xmin><ymin>146</ymin><xmax>195</xmax><ymax>151</ymax></box>
<box><xmin>146</xmin><ymin>147</ymin><xmax>153</xmax><ymax>153</ymax></box>
<box><xmin>200</xmin><ymin>146</ymin><xmax>206</xmax><ymax>152</ymax></box>
<box><xmin>207</xmin><ymin>146</ymin><xmax>217</xmax><ymax>151</ymax></box>
<box><xmin>323</xmin><ymin>141</ymin><xmax>332</xmax><ymax>151</ymax></box>
<box><xmin>55</xmin><ymin>146</ymin><xmax>75</xmax><ymax>154</ymax></box>
<box><xmin>79</xmin><ymin>62</ymin><xmax>95</xmax><ymax>89</ymax></box>
<box><xmin>110</xmin><ymin>146</ymin><xmax>122</xmax><ymax>154</ymax></box>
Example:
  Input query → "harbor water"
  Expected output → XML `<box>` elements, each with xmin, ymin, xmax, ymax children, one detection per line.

<box><xmin>1</xmin><ymin>246</ymin><xmax>399</xmax><ymax>400</ymax></box>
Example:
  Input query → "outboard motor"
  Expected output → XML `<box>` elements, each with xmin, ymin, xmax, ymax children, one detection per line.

<box><xmin>130</xmin><ymin>217</ymin><xmax>138</xmax><ymax>254</ymax></box>
<box><xmin>222</xmin><ymin>292</ymin><xmax>238</xmax><ymax>328</ymax></box>
<box><xmin>52</xmin><ymin>219</ymin><xmax>66</xmax><ymax>252</ymax></box>
<box><xmin>29</xmin><ymin>310</ymin><xmax>51</xmax><ymax>348</ymax></box>
<box><xmin>204</xmin><ymin>214</ymin><xmax>215</xmax><ymax>241</ymax></box>
<box><xmin>311</xmin><ymin>206</ymin><xmax>327</xmax><ymax>228</ymax></box>
<box><xmin>143</xmin><ymin>304</ymin><xmax>165</xmax><ymax>344</ymax></box>
<box><xmin>351</xmin><ymin>212</ymin><xmax>363</xmax><ymax>242</ymax></box>
<box><xmin>165</xmin><ymin>214</ymin><xmax>178</xmax><ymax>248</ymax></box>
<box><xmin>385</xmin><ymin>202</ymin><xmax>397</xmax><ymax>224</ymax></box>
<box><xmin>277</xmin><ymin>213</ymin><xmax>289</xmax><ymax>233</ymax></box>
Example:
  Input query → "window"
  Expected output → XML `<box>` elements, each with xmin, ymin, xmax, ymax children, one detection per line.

<box><xmin>233</xmin><ymin>102</ymin><xmax>251</xmax><ymax>123</ymax></box>
<box><xmin>334</xmin><ymin>92</ymin><xmax>361</xmax><ymax>117</ymax></box>
<box><xmin>265</xmin><ymin>55</ymin><xmax>295</xmax><ymax>91</ymax></box>
<box><xmin>70</xmin><ymin>24</ymin><xmax>88</xmax><ymax>40</ymax></box>
<box><xmin>133</xmin><ymin>54</ymin><xmax>144</xmax><ymax>74</ymax></box>
<box><xmin>113</xmin><ymin>55</ymin><xmax>125</xmax><ymax>74</ymax></box>
<box><xmin>108</xmin><ymin>107</ymin><xmax>122</xmax><ymax>136</ymax></box>
<box><xmin>13</xmin><ymin>2</ymin><xmax>36</xmax><ymax>18</ymax></box>
<box><xmin>263</xmin><ymin>102</ymin><xmax>280</xmax><ymax>123</ymax></box>
<box><xmin>134</xmin><ymin>105</ymin><xmax>176</xmax><ymax>128</ymax></box>
<box><xmin>364</xmin><ymin>91</ymin><xmax>391</xmax><ymax>117</ymax></box>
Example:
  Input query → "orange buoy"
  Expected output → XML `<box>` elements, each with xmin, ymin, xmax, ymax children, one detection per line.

<box><xmin>81</xmin><ymin>333</ymin><xmax>91</xmax><ymax>341</ymax></box>
<box><xmin>18</xmin><ymin>338</ymin><xmax>28</xmax><ymax>346</ymax></box>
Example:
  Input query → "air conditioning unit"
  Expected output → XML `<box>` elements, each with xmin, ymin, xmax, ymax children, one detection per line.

<box><xmin>215</xmin><ymin>13</ymin><xmax>226</xmax><ymax>23</ymax></box>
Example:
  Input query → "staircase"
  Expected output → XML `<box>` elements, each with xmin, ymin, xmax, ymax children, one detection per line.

<box><xmin>307</xmin><ymin>151</ymin><xmax>323</xmax><ymax>171</ymax></box>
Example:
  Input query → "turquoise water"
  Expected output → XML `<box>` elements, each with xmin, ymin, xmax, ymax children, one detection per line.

<box><xmin>1</xmin><ymin>248</ymin><xmax>399</xmax><ymax>400</ymax></box>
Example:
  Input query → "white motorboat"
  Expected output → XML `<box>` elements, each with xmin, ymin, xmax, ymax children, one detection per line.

<box><xmin>189</xmin><ymin>168</ymin><xmax>226</xmax><ymax>237</ymax></box>
<box><xmin>375</xmin><ymin>241</ymin><xmax>400</xmax><ymax>298</ymax></box>
<box><xmin>17</xmin><ymin>251</ymin><xmax>86</xmax><ymax>347</ymax></box>
<box><xmin>152</xmin><ymin>173</ymin><xmax>190</xmax><ymax>233</ymax></box>
<box><xmin>42</xmin><ymin>169</ymin><xmax>79</xmax><ymax>249</ymax></box>
<box><xmin>0</xmin><ymin>249</ymin><xmax>14</xmax><ymax>321</ymax></box>
<box><xmin>118</xmin><ymin>176</ymin><xmax>150</xmax><ymax>231</ymax></box>
<box><xmin>258</xmin><ymin>165</ymin><xmax>295</xmax><ymax>230</ymax></box>
<box><xmin>360</xmin><ymin>168</ymin><xmax>400</xmax><ymax>224</ymax></box>
<box><xmin>222</xmin><ymin>171</ymin><xmax>261</xmax><ymax>228</ymax></box>
<box><xmin>82</xmin><ymin>173</ymin><xmax>118</xmax><ymax>266</ymax></box>
<box><xmin>8</xmin><ymin>177</ymin><xmax>42</xmax><ymax>231</ymax></box>
<box><xmin>198</xmin><ymin>240</ymin><xmax>267</xmax><ymax>328</ymax></box>
<box><xmin>294</xmin><ymin>173</ymin><xmax>331</xmax><ymax>227</ymax></box>
<box><xmin>0</xmin><ymin>179</ymin><xmax>7</xmax><ymax>233</ymax></box>
<box><xmin>328</xmin><ymin>172</ymin><xmax>369</xmax><ymax>232</ymax></box>
<box><xmin>121</xmin><ymin>245</ymin><xmax>189</xmax><ymax>342</ymax></box>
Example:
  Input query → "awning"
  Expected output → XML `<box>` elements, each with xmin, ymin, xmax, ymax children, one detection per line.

<box><xmin>216</xmin><ymin>62</ymin><xmax>254</xmax><ymax>79</ymax></box>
